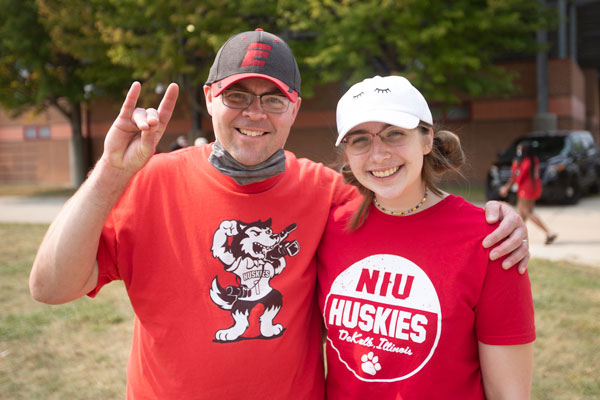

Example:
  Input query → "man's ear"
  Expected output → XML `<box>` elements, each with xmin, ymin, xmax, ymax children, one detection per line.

<box><xmin>289</xmin><ymin>97</ymin><xmax>302</xmax><ymax>124</ymax></box>
<box><xmin>203</xmin><ymin>85</ymin><xmax>213</xmax><ymax>116</ymax></box>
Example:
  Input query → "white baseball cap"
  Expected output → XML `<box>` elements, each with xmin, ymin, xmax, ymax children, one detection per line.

<box><xmin>336</xmin><ymin>75</ymin><xmax>433</xmax><ymax>146</ymax></box>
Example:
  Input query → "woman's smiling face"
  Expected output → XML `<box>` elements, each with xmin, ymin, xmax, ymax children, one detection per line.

<box><xmin>344</xmin><ymin>121</ymin><xmax>433</xmax><ymax>209</ymax></box>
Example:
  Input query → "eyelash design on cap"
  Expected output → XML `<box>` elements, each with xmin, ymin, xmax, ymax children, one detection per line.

<box><xmin>375</xmin><ymin>88</ymin><xmax>391</xmax><ymax>93</ymax></box>
<box><xmin>353</xmin><ymin>92</ymin><xmax>364</xmax><ymax>99</ymax></box>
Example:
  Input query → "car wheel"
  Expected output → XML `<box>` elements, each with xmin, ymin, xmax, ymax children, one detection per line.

<box><xmin>564</xmin><ymin>176</ymin><xmax>581</xmax><ymax>205</ymax></box>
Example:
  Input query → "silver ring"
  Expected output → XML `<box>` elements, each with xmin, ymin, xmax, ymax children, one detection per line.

<box><xmin>523</xmin><ymin>239</ymin><xmax>528</xmax><ymax>244</ymax></box>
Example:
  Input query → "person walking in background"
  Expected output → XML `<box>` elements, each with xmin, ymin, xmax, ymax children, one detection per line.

<box><xmin>500</xmin><ymin>142</ymin><xmax>557</xmax><ymax>245</ymax></box>
<box><xmin>318</xmin><ymin>75</ymin><xmax>535</xmax><ymax>399</ymax></box>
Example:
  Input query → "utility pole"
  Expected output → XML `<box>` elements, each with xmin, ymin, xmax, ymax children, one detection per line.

<box><xmin>533</xmin><ymin>0</ymin><xmax>558</xmax><ymax>131</ymax></box>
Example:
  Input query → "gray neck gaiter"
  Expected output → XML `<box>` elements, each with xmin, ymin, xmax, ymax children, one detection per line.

<box><xmin>208</xmin><ymin>140</ymin><xmax>286</xmax><ymax>185</ymax></box>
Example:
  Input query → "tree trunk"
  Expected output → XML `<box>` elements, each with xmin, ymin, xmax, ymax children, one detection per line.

<box><xmin>68</xmin><ymin>101</ymin><xmax>88</xmax><ymax>187</ymax></box>
<box><xmin>190</xmin><ymin>83</ymin><xmax>209</xmax><ymax>142</ymax></box>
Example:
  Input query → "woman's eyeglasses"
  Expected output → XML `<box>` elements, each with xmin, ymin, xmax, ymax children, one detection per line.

<box><xmin>342</xmin><ymin>125</ymin><xmax>430</xmax><ymax>155</ymax></box>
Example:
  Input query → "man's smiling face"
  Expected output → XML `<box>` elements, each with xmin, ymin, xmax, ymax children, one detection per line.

<box><xmin>204</xmin><ymin>78</ymin><xmax>301</xmax><ymax>166</ymax></box>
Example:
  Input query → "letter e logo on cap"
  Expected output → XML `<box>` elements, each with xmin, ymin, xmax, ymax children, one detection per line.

<box><xmin>241</xmin><ymin>42</ymin><xmax>273</xmax><ymax>67</ymax></box>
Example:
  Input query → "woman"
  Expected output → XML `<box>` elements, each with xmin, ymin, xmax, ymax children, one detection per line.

<box><xmin>499</xmin><ymin>142</ymin><xmax>557</xmax><ymax>244</ymax></box>
<box><xmin>317</xmin><ymin>76</ymin><xmax>535</xmax><ymax>399</ymax></box>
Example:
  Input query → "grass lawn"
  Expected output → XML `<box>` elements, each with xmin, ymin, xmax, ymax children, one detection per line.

<box><xmin>0</xmin><ymin>223</ymin><xmax>133</xmax><ymax>399</ymax></box>
<box><xmin>1</xmin><ymin>222</ymin><xmax>598</xmax><ymax>399</ymax></box>
<box><xmin>440</xmin><ymin>183</ymin><xmax>487</xmax><ymax>204</ymax></box>
<box><xmin>530</xmin><ymin>259</ymin><xmax>600</xmax><ymax>398</ymax></box>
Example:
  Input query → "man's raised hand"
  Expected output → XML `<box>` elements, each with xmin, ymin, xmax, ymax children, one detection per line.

<box><xmin>101</xmin><ymin>82</ymin><xmax>179</xmax><ymax>177</ymax></box>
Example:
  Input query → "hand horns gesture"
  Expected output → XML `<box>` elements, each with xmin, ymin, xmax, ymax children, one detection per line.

<box><xmin>101</xmin><ymin>82</ymin><xmax>179</xmax><ymax>177</ymax></box>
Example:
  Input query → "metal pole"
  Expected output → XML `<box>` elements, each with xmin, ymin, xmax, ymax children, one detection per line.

<box><xmin>533</xmin><ymin>0</ymin><xmax>557</xmax><ymax>131</ymax></box>
<box><xmin>558</xmin><ymin>0</ymin><xmax>568</xmax><ymax>58</ymax></box>
<box><xmin>536</xmin><ymin>27</ymin><xmax>549</xmax><ymax>113</ymax></box>
<box><xmin>569</xmin><ymin>2</ymin><xmax>577</xmax><ymax>60</ymax></box>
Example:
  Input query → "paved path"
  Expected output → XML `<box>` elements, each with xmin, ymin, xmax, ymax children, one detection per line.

<box><xmin>1</xmin><ymin>195</ymin><xmax>599</xmax><ymax>267</ymax></box>
<box><xmin>524</xmin><ymin>197</ymin><xmax>600</xmax><ymax>267</ymax></box>
<box><xmin>0</xmin><ymin>196</ymin><xmax>68</xmax><ymax>224</ymax></box>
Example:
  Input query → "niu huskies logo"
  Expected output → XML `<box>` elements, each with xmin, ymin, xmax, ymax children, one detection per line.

<box><xmin>324</xmin><ymin>255</ymin><xmax>441</xmax><ymax>382</ymax></box>
<box><xmin>210</xmin><ymin>218</ymin><xmax>300</xmax><ymax>342</ymax></box>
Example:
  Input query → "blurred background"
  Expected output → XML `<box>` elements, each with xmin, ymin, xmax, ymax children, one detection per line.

<box><xmin>1</xmin><ymin>2</ymin><xmax>599</xmax><ymax>399</ymax></box>
<box><xmin>1</xmin><ymin>0</ymin><xmax>599</xmax><ymax>191</ymax></box>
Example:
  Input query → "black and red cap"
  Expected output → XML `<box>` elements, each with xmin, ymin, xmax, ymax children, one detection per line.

<box><xmin>205</xmin><ymin>29</ymin><xmax>301</xmax><ymax>102</ymax></box>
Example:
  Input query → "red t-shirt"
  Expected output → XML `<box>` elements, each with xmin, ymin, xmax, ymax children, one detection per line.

<box><xmin>92</xmin><ymin>144</ymin><xmax>357</xmax><ymax>399</ymax></box>
<box><xmin>317</xmin><ymin>195</ymin><xmax>535</xmax><ymax>400</ymax></box>
<box><xmin>511</xmin><ymin>157</ymin><xmax>542</xmax><ymax>200</ymax></box>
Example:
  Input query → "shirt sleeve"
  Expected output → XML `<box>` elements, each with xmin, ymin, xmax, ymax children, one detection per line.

<box><xmin>87</xmin><ymin>159</ymin><xmax>157</xmax><ymax>298</ymax></box>
<box><xmin>87</xmin><ymin>201</ymin><xmax>123</xmax><ymax>298</ymax></box>
<box><xmin>330</xmin><ymin>170</ymin><xmax>359</xmax><ymax>209</ymax></box>
<box><xmin>514</xmin><ymin>159</ymin><xmax>531</xmax><ymax>186</ymax></box>
<box><xmin>475</xmin><ymin>259</ymin><xmax>536</xmax><ymax>345</ymax></box>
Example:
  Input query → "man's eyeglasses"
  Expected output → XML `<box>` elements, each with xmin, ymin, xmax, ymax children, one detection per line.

<box><xmin>221</xmin><ymin>89</ymin><xmax>291</xmax><ymax>114</ymax></box>
<box><xmin>341</xmin><ymin>125</ymin><xmax>428</xmax><ymax>155</ymax></box>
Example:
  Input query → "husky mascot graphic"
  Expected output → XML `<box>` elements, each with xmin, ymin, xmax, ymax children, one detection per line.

<box><xmin>210</xmin><ymin>218</ymin><xmax>300</xmax><ymax>342</ymax></box>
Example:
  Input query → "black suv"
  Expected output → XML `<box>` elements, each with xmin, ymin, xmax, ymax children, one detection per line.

<box><xmin>486</xmin><ymin>130</ymin><xmax>600</xmax><ymax>204</ymax></box>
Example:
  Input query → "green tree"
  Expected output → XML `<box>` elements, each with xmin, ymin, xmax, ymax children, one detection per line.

<box><xmin>89</xmin><ymin>0</ymin><xmax>551</xmax><ymax>106</ymax></box>
<box><xmin>89</xmin><ymin>0</ymin><xmax>287</xmax><ymax>141</ymax></box>
<box><xmin>1</xmin><ymin>0</ymin><xmax>552</xmax><ymax>188</ymax></box>
<box><xmin>1</xmin><ymin>0</ymin><xmax>302</xmax><ymax>185</ymax></box>
<box><xmin>0</xmin><ymin>0</ymin><xmax>132</xmax><ymax>186</ymax></box>
<box><xmin>284</xmin><ymin>0</ymin><xmax>550</xmax><ymax>103</ymax></box>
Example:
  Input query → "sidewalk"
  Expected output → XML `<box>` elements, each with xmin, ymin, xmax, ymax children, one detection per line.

<box><xmin>0</xmin><ymin>196</ymin><xmax>68</xmax><ymax>224</ymax></box>
<box><xmin>1</xmin><ymin>195</ymin><xmax>599</xmax><ymax>267</ymax></box>
<box><xmin>524</xmin><ymin>196</ymin><xmax>600</xmax><ymax>267</ymax></box>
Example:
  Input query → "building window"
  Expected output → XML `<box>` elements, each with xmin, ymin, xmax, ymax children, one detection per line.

<box><xmin>23</xmin><ymin>126</ymin><xmax>51</xmax><ymax>140</ymax></box>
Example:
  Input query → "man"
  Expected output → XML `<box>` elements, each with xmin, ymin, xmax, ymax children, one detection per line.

<box><xmin>30</xmin><ymin>29</ymin><xmax>529</xmax><ymax>399</ymax></box>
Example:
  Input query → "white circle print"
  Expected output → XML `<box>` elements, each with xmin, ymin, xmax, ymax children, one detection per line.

<box><xmin>324</xmin><ymin>254</ymin><xmax>442</xmax><ymax>382</ymax></box>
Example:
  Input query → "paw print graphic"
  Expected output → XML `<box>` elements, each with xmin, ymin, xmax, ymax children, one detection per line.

<box><xmin>360</xmin><ymin>352</ymin><xmax>382</xmax><ymax>376</ymax></box>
